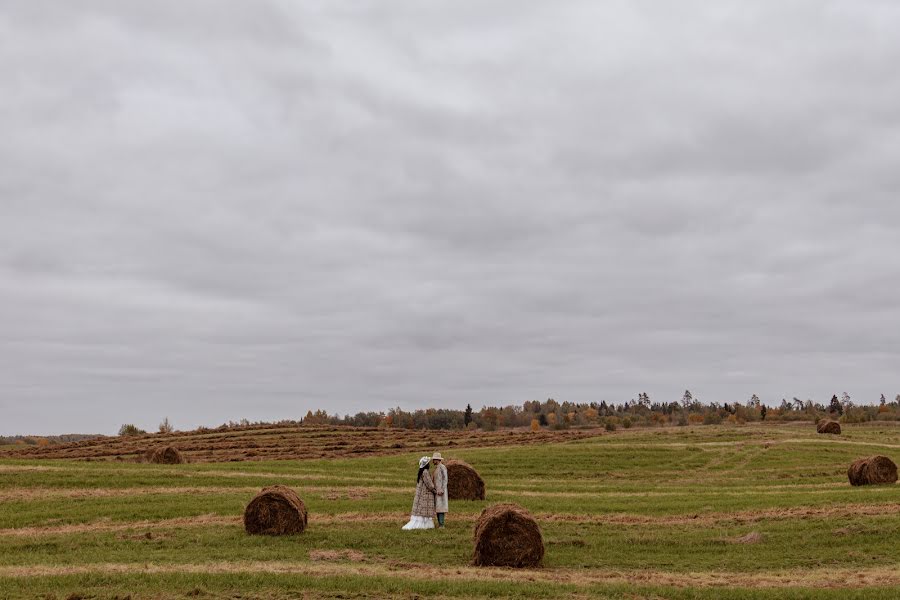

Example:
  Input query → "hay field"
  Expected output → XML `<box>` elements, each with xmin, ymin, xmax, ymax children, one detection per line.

<box><xmin>0</xmin><ymin>425</ymin><xmax>597</xmax><ymax>463</ymax></box>
<box><xmin>1</xmin><ymin>424</ymin><xmax>900</xmax><ymax>599</ymax></box>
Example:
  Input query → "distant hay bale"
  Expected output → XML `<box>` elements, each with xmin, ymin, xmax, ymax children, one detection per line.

<box><xmin>472</xmin><ymin>503</ymin><xmax>543</xmax><ymax>568</ymax></box>
<box><xmin>816</xmin><ymin>421</ymin><xmax>841</xmax><ymax>435</ymax></box>
<box><xmin>244</xmin><ymin>485</ymin><xmax>308</xmax><ymax>535</ymax></box>
<box><xmin>446</xmin><ymin>460</ymin><xmax>485</xmax><ymax>501</ymax></box>
<box><xmin>847</xmin><ymin>456</ymin><xmax>898</xmax><ymax>486</ymax></box>
<box><xmin>147</xmin><ymin>446</ymin><xmax>184</xmax><ymax>464</ymax></box>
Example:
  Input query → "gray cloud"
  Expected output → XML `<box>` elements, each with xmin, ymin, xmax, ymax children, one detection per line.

<box><xmin>2</xmin><ymin>1</ymin><xmax>900</xmax><ymax>434</ymax></box>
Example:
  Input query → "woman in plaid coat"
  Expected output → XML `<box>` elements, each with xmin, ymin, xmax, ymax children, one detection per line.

<box><xmin>401</xmin><ymin>456</ymin><xmax>436</xmax><ymax>530</ymax></box>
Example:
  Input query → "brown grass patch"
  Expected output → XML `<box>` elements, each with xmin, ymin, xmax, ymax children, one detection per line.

<box><xmin>729</xmin><ymin>531</ymin><xmax>764</xmax><ymax>544</ymax></box>
<box><xmin>0</xmin><ymin>486</ymin><xmax>262</xmax><ymax>502</ymax></box>
<box><xmin>4</xmin><ymin>561</ymin><xmax>900</xmax><ymax>589</ymax></box>
<box><xmin>309</xmin><ymin>549</ymin><xmax>366</xmax><ymax>562</ymax></box>
<box><xmin>117</xmin><ymin>531</ymin><xmax>169</xmax><ymax>541</ymax></box>
<box><xmin>322</xmin><ymin>487</ymin><xmax>370</xmax><ymax>501</ymax></box>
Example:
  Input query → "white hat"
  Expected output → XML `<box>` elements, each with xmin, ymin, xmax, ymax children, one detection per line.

<box><xmin>418</xmin><ymin>456</ymin><xmax>431</xmax><ymax>469</ymax></box>
<box><xmin>431</xmin><ymin>452</ymin><xmax>443</xmax><ymax>461</ymax></box>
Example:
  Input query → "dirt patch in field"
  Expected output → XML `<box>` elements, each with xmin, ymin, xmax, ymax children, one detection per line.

<box><xmin>728</xmin><ymin>531</ymin><xmax>764</xmax><ymax>544</ymax></box>
<box><xmin>322</xmin><ymin>488</ymin><xmax>370</xmax><ymax>501</ymax></box>
<box><xmin>832</xmin><ymin>525</ymin><xmax>864</xmax><ymax>536</ymax></box>
<box><xmin>117</xmin><ymin>531</ymin><xmax>169</xmax><ymax>541</ymax></box>
<box><xmin>309</xmin><ymin>549</ymin><xmax>367</xmax><ymax>562</ymax></box>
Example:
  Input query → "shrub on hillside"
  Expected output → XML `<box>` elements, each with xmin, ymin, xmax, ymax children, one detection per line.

<box><xmin>703</xmin><ymin>412</ymin><xmax>723</xmax><ymax>425</ymax></box>
<box><xmin>118</xmin><ymin>424</ymin><xmax>146</xmax><ymax>436</ymax></box>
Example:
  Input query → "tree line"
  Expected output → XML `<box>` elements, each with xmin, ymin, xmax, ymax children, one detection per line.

<box><xmin>300</xmin><ymin>391</ymin><xmax>900</xmax><ymax>431</ymax></box>
<box><xmin>104</xmin><ymin>392</ymin><xmax>900</xmax><ymax>437</ymax></box>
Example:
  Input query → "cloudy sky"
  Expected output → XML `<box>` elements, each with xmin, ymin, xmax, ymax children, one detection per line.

<box><xmin>2</xmin><ymin>1</ymin><xmax>899</xmax><ymax>435</ymax></box>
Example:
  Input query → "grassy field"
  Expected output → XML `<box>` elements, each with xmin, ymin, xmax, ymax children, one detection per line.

<box><xmin>1</xmin><ymin>423</ymin><xmax>899</xmax><ymax>599</ymax></box>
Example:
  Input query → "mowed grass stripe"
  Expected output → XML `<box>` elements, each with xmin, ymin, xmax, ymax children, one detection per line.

<box><xmin>3</xmin><ymin>502</ymin><xmax>900</xmax><ymax>538</ymax></box>
<box><xmin>7</xmin><ymin>573</ymin><xmax>900</xmax><ymax>600</ymax></box>
<box><xmin>3</xmin><ymin>482</ymin><xmax>898</xmax><ymax>502</ymax></box>
<box><xmin>1</xmin><ymin>464</ymin><xmax>872</xmax><ymax>492</ymax></box>
<box><xmin>3</xmin><ymin>560</ymin><xmax>900</xmax><ymax>589</ymax></box>
<box><xmin>1</xmin><ymin>513</ymin><xmax>898</xmax><ymax>573</ymax></box>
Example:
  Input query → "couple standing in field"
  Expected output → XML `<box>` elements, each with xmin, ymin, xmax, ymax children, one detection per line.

<box><xmin>401</xmin><ymin>452</ymin><xmax>448</xmax><ymax>530</ymax></box>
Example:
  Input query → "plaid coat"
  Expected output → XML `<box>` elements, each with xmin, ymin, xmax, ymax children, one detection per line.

<box><xmin>411</xmin><ymin>469</ymin><xmax>436</xmax><ymax>517</ymax></box>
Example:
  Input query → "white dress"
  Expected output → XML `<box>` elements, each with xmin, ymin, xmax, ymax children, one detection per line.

<box><xmin>402</xmin><ymin>515</ymin><xmax>435</xmax><ymax>530</ymax></box>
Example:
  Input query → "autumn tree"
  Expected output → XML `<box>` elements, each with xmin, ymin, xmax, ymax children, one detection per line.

<box><xmin>480</xmin><ymin>407</ymin><xmax>500</xmax><ymax>431</ymax></box>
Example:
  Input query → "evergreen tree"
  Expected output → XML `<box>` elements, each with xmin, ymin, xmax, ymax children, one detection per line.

<box><xmin>829</xmin><ymin>394</ymin><xmax>843</xmax><ymax>416</ymax></box>
<box><xmin>463</xmin><ymin>404</ymin><xmax>473</xmax><ymax>427</ymax></box>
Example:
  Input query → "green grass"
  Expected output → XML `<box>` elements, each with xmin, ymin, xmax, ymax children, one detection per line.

<box><xmin>2</xmin><ymin>423</ymin><xmax>900</xmax><ymax>599</ymax></box>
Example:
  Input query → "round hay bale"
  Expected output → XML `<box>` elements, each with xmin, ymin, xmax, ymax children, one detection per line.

<box><xmin>446</xmin><ymin>459</ymin><xmax>485</xmax><ymax>501</ymax></box>
<box><xmin>473</xmin><ymin>503</ymin><xmax>543</xmax><ymax>568</ymax></box>
<box><xmin>148</xmin><ymin>446</ymin><xmax>184</xmax><ymax>464</ymax></box>
<box><xmin>847</xmin><ymin>456</ymin><xmax>898</xmax><ymax>486</ymax></box>
<box><xmin>244</xmin><ymin>485</ymin><xmax>308</xmax><ymax>535</ymax></box>
<box><xmin>817</xmin><ymin>421</ymin><xmax>841</xmax><ymax>435</ymax></box>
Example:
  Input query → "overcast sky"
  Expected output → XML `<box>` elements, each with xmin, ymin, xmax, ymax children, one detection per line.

<box><xmin>2</xmin><ymin>1</ymin><xmax>899</xmax><ymax>435</ymax></box>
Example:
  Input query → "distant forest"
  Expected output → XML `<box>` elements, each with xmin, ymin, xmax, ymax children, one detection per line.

<box><xmin>11</xmin><ymin>392</ymin><xmax>900</xmax><ymax>443</ymax></box>
<box><xmin>298</xmin><ymin>391</ymin><xmax>900</xmax><ymax>431</ymax></box>
<box><xmin>0</xmin><ymin>433</ymin><xmax>100</xmax><ymax>447</ymax></box>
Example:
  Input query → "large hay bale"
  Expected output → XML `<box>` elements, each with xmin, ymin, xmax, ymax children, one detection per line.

<box><xmin>244</xmin><ymin>485</ymin><xmax>308</xmax><ymax>535</ymax></box>
<box><xmin>473</xmin><ymin>503</ymin><xmax>543</xmax><ymax>568</ymax></box>
<box><xmin>847</xmin><ymin>456</ymin><xmax>898</xmax><ymax>486</ymax></box>
<box><xmin>446</xmin><ymin>459</ymin><xmax>486</xmax><ymax>500</ymax></box>
<box><xmin>817</xmin><ymin>421</ymin><xmax>841</xmax><ymax>435</ymax></box>
<box><xmin>148</xmin><ymin>446</ymin><xmax>185</xmax><ymax>464</ymax></box>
